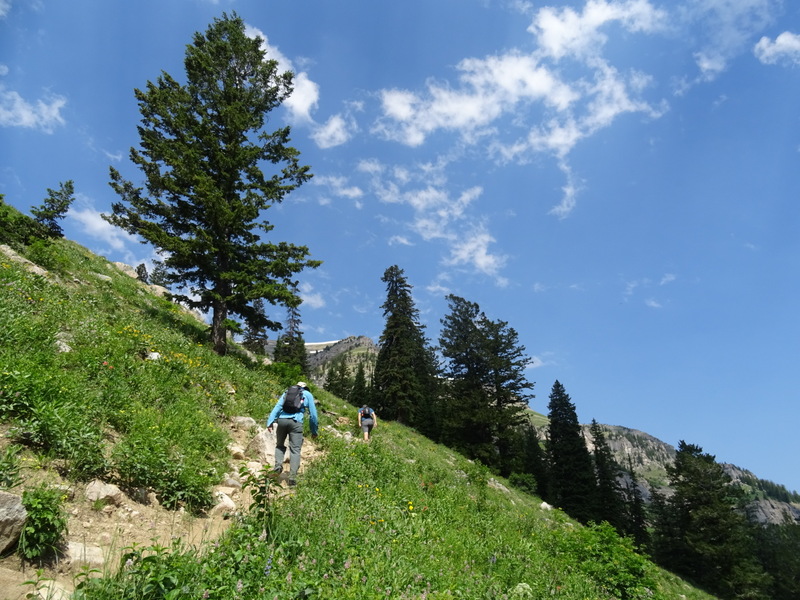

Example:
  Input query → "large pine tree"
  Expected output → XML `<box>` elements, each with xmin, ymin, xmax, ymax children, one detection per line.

<box><xmin>438</xmin><ymin>295</ymin><xmax>533</xmax><ymax>472</ymax></box>
<box><xmin>545</xmin><ymin>380</ymin><xmax>597</xmax><ymax>523</ymax></box>
<box><xmin>438</xmin><ymin>295</ymin><xmax>493</xmax><ymax>462</ymax></box>
<box><xmin>104</xmin><ymin>13</ymin><xmax>320</xmax><ymax>354</ymax></box>
<box><xmin>373</xmin><ymin>265</ymin><xmax>436</xmax><ymax>426</ymax></box>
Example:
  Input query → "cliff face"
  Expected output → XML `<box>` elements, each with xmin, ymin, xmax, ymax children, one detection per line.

<box><xmin>583</xmin><ymin>423</ymin><xmax>800</xmax><ymax>525</ymax></box>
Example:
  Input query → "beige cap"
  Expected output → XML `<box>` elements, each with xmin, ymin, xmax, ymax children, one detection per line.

<box><xmin>296</xmin><ymin>381</ymin><xmax>308</xmax><ymax>388</ymax></box>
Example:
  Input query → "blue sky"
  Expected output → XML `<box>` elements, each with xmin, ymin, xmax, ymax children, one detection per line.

<box><xmin>2</xmin><ymin>0</ymin><xmax>800</xmax><ymax>493</ymax></box>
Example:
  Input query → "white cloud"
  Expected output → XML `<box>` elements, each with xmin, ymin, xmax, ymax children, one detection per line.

<box><xmin>312</xmin><ymin>174</ymin><xmax>363</xmax><ymax>199</ymax></box>
<box><xmin>755</xmin><ymin>31</ymin><xmax>800</xmax><ymax>65</ymax></box>
<box><xmin>530</xmin><ymin>0</ymin><xmax>666</xmax><ymax>61</ymax></box>
<box><xmin>311</xmin><ymin>113</ymin><xmax>355</xmax><ymax>148</ymax></box>
<box><xmin>0</xmin><ymin>1</ymin><xmax>9</xmax><ymax>19</ymax></box>
<box><xmin>0</xmin><ymin>86</ymin><xmax>66</xmax><ymax>132</ymax></box>
<box><xmin>245</xmin><ymin>24</ymin><xmax>321</xmax><ymax>123</ymax></box>
<box><xmin>299</xmin><ymin>282</ymin><xmax>326</xmax><ymax>309</ymax></box>
<box><xmin>645</xmin><ymin>298</ymin><xmax>662</xmax><ymax>308</ymax></box>
<box><xmin>0</xmin><ymin>64</ymin><xmax>8</xmax><ymax>76</ymax></box>
<box><xmin>284</xmin><ymin>71</ymin><xmax>320</xmax><ymax>123</ymax></box>
<box><xmin>67</xmin><ymin>202</ymin><xmax>137</xmax><ymax>252</ymax></box>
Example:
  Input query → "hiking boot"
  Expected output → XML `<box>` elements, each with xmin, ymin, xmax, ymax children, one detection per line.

<box><xmin>268</xmin><ymin>467</ymin><xmax>283</xmax><ymax>479</ymax></box>
<box><xmin>288</xmin><ymin>478</ymin><xmax>297</xmax><ymax>487</ymax></box>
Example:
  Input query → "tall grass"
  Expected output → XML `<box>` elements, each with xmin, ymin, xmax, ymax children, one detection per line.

<box><xmin>70</xmin><ymin>424</ymin><xmax>715</xmax><ymax>599</ymax></box>
<box><xmin>1</xmin><ymin>240</ymin><xmax>279</xmax><ymax>511</ymax></box>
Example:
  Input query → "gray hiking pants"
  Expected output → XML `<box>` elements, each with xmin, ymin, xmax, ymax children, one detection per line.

<box><xmin>274</xmin><ymin>418</ymin><xmax>305</xmax><ymax>478</ymax></box>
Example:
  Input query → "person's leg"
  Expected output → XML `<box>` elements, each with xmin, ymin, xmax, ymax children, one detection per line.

<box><xmin>274</xmin><ymin>419</ymin><xmax>289</xmax><ymax>472</ymax></box>
<box><xmin>286</xmin><ymin>420</ymin><xmax>305</xmax><ymax>480</ymax></box>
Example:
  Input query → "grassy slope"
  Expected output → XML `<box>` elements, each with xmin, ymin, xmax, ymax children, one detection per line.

<box><xmin>0</xmin><ymin>238</ymin><xmax>717</xmax><ymax>599</ymax></box>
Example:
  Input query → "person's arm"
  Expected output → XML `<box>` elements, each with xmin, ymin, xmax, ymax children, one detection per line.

<box><xmin>306</xmin><ymin>391</ymin><xmax>319</xmax><ymax>436</ymax></box>
<box><xmin>372</xmin><ymin>411</ymin><xmax>378</xmax><ymax>427</ymax></box>
<box><xmin>266</xmin><ymin>394</ymin><xmax>284</xmax><ymax>431</ymax></box>
<box><xmin>357</xmin><ymin>410</ymin><xmax>362</xmax><ymax>428</ymax></box>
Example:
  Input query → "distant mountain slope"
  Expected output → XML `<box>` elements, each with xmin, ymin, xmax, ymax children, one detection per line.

<box><xmin>306</xmin><ymin>335</ymin><xmax>378</xmax><ymax>384</ymax></box>
<box><xmin>583</xmin><ymin>423</ymin><xmax>800</xmax><ymax>525</ymax></box>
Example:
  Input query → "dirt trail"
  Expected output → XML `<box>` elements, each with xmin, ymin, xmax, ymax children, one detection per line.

<box><xmin>0</xmin><ymin>423</ymin><xmax>325</xmax><ymax>600</ymax></box>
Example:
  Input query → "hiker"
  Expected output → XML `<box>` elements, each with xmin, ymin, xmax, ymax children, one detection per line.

<box><xmin>357</xmin><ymin>405</ymin><xmax>378</xmax><ymax>442</ymax></box>
<box><xmin>266</xmin><ymin>381</ymin><xmax>319</xmax><ymax>486</ymax></box>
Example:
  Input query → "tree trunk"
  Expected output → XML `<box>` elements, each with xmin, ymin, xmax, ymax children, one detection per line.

<box><xmin>211</xmin><ymin>301</ymin><xmax>228</xmax><ymax>355</ymax></box>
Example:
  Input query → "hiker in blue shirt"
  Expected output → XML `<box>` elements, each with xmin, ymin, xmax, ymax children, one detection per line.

<box><xmin>266</xmin><ymin>381</ymin><xmax>319</xmax><ymax>487</ymax></box>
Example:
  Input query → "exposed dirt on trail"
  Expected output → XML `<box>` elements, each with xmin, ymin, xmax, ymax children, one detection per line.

<box><xmin>0</xmin><ymin>422</ymin><xmax>325</xmax><ymax>600</ymax></box>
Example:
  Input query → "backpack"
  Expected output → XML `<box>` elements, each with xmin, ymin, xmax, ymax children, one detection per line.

<box><xmin>282</xmin><ymin>385</ymin><xmax>305</xmax><ymax>414</ymax></box>
<box><xmin>359</xmin><ymin>407</ymin><xmax>373</xmax><ymax>419</ymax></box>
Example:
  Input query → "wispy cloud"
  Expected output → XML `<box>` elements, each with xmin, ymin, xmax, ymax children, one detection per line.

<box><xmin>388</xmin><ymin>235</ymin><xmax>413</xmax><ymax>246</ymax></box>
<box><xmin>0</xmin><ymin>1</ymin><xmax>10</xmax><ymax>19</ymax></box>
<box><xmin>299</xmin><ymin>282</ymin><xmax>326</xmax><ymax>309</ymax></box>
<box><xmin>528</xmin><ymin>351</ymin><xmax>558</xmax><ymax>369</ymax></box>
<box><xmin>311</xmin><ymin>175</ymin><xmax>363</xmax><ymax>201</ymax></box>
<box><xmin>372</xmin><ymin>0</ymin><xmax>669</xmax><ymax>218</ymax></box>
<box><xmin>678</xmin><ymin>0</ymin><xmax>779</xmax><ymax>82</ymax></box>
<box><xmin>0</xmin><ymin>85</ymin><xmax>66</xmax><ymax>132</ymax></box>
<box><xmin>444</xmin><ymin>223</ymin><xmax>509</xmax><ymax>286</ymax></box>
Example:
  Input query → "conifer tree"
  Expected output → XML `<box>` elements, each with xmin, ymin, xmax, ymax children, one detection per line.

<box><xmin>752</xmin><ymin>522</ymin><xmax>800</xmax><ymax>600</ymax></box>
<box><xmin>481</xmin><ymin>316</ymin><xmax>534</xmax><ymax>475</ymax></box>
<box><xmin>348</xmin><ymin>361</ymin><xmax>368</xmax><ymax>407</ymax></box>
<box><xmin>589</xmin><ymin>419</ymin><xmax>626</xmax><ymax>529</ymax></box>
<box><xmin>324</xmin><ymin>357</ymin><xmax>351</xmax><ymax>399</ymax></box>
<box><xmin>518</xmin><ymin>422</ymin><xmax>547</xmax><ymax>494</ymax></box>
<box><xmin>272</xmin><ymin>295</ymin><xmax>308</xmax><ymax>372</ymax></box>
<box><xmin>104</xmin><ymin>13</ymin><xmax>320</xmax><ymax>355</ymax></box>
<box><xmin>545</xmin><ymin>380</ymin><xmax>597</xmax><ymax>523</ymax></box>
<box><xmin>621</xmin><ymin>457</ymin><xmax>649</xmax><ymax>550</ymax></box>
<box><xmin>373</xmin><ymin>265</ymin><xmax>436</xmax><ymax>425</ymax></box>
<box><xmin>438</xmin><ymin>295</ymin><xmax>493</xmax><ymax>463</ymax></box>
<box><xmin>31</xmin><ymin>180</ymin><xmax>74</xmax><ymax>239</ymax></box>
<box><xmin>438</xmin><ymin>295</ymin><xmax>533</xmax><ymax>471</ymax></box>
<box><xmin>651</xmin><ymin>441</ymin><xmax>770</xmax><ymax>599</ymax></box>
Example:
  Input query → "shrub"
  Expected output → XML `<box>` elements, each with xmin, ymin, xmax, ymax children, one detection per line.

<box><xmin>19</xmin><ymin>483</ymin><xmax>69</xmax><ymax>562</ymax></box>
<box><xmin>555</xmin><ymin>521</ymin><xmax>658</xmax><ymax>600</ymax></box>
<box><xmin>111</xmin><ymin>433</ymin><xmax>214</xmax><ymax>513</ymax></box>
<box><xmin>0</xmin><ymin>199</ymin><xmax>40</xmax><ymax>249</ymax></box>
<box><xmin>26</xmin><ymin>238</ymin><xmax>71</xmax><ymax>273</ymax></box>
<box><xmin>508</xmin><ymin>472</ymin><xmax>537</xmax><ymax>494</ymax></box>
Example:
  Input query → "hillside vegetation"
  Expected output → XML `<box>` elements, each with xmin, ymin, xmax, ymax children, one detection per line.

<box><xmin>0</xmin><ymin>225</ymin><xmax>718</xmax><ymax>598</ymax></box>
